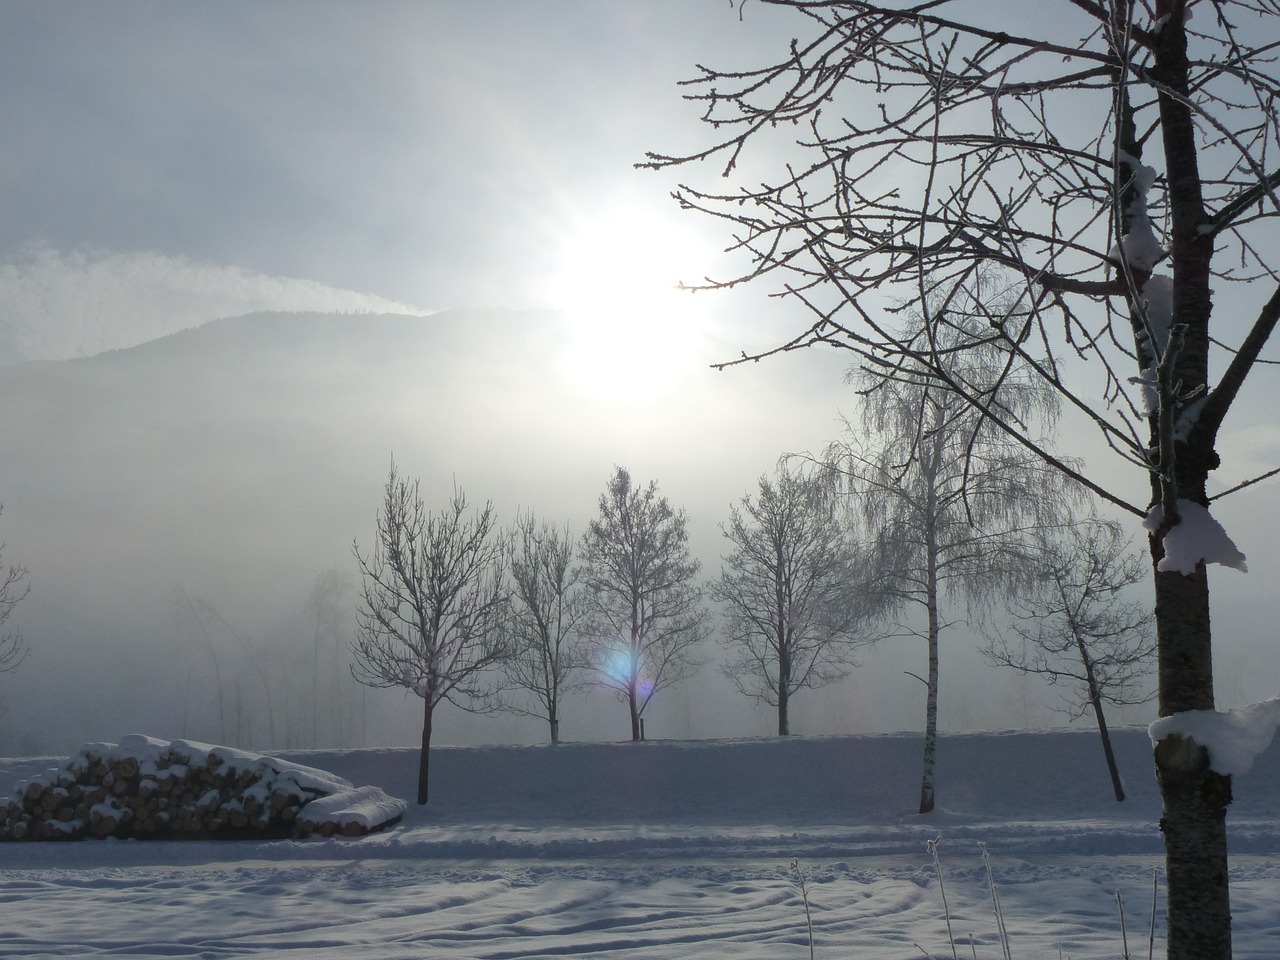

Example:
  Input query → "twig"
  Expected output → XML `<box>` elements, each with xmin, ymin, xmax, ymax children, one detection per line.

<box><xmin>790</xmin><ymin>858</ymin><xmax>815</xmax><ymax>960</ymax></box>
<box><xmin>1149</xmin><ymin>869</ymin><xmax>1159</xmax><ymax>960</ymax></box>
<box><xmin>980</xmin><ymin>843</ymin><xmax>1012</xmax><ymax>960</ymax></box>
<box><xmin>1118</xmin><ymin>889</ymin><xmax>1130</xmax><ymax>960</ymax></box>
<box><xmin>928</xmin><ymin>837</ymin><xmax>959</xmax><ymax>960</ymax></box>
<box><xmin>1208</xmin><ymin>465</ymin><xmax>1280</xmax><ymax>502</ymax></box>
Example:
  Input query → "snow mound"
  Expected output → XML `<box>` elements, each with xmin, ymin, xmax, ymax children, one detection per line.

<box><xmin>0</xmin><ymin>735</ymin><xmax>406</xmax><ymax>841</ymax></box>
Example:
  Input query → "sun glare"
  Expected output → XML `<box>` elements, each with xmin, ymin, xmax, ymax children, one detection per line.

<box><xmin>602</xmin><ymin>648</ymin><xmax>654</xmax><ymax>696</ymax></box>
<box><xmin>546</xmin><ymin>205</ymin><xmax>711</xmax><ymax>401</ymax></box>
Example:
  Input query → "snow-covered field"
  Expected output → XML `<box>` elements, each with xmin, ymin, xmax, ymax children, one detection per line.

<box><xmin>1</xmin><ymin>728</ymin><xmax>1277</xmax><ymax>959</ymax></box>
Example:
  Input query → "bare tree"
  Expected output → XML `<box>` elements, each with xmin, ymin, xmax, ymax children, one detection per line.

<box><xmin>985</xmin><ymin>519</ymin><xmax>1156</xmax><ymax>801</ymax></box>
<box><xmin>172</xmin><ymin>587</ymin><xmax>230</xmax><ymax>744</ymax></box>
<box><xmin>578</xmin><ymin>466</ymin><xmax>711</xmax><ymax>741</ymax></box>
<box><xmin>503</xmin><ymin>512</ymin><xmax>586</xmax><ymax>743</ymax></box>
<box><xmin>351</xmin><ymin>463</ymin><xmax>508</xmax><ymax>804</ymax></box>
<box><xmin>0</xmin><ymin>509</ymin><xmax>29</xmax><ymax>679</ymax></box>
<box><xmin>713</xmin><ymin>463</ymin><xmax>872</xmax><ymax>735</ymax></box>
<box><xmin>645</xmin><ymin>3</ymin><xmax>1280</xmax><ymax>952</ymax></box>
<box><xmin>303</xmin><ymin>569</ymin><xmax>361</xmax><ymax>748</ymax></box>
<box><xmin>171</xmin><ymin>589</ymin><xmax>280</xmax><ymax>749</ymax></box>
<box><xmin>825</xmin><ymin>321</ymin><xmax>1075</xmax><ymax>813</ymax></box>
<box><xmin>172</xmin><ymin>576</ymin><xmax>365</xmax><ymax>751</ymax></box>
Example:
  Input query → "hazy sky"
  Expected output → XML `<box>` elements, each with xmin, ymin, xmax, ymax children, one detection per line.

<box><xmin>1</xmin><ymin>1</ymin><xmax>806</xmax><ymax>358</ymax></box>
<box><xmin>3</xmin><ymin>2</ymin><xmax>1279</xmax><ymax>754</ymax></box>
<box><xmin>0</xmin><ymin>1</ymin><xmax>864</xmax><ymax>752</ymax></box>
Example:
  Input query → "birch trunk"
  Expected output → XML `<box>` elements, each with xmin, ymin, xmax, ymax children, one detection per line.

<box><xmin>919</xmin><ymin>523</ymin><xmax>941</xmax><ymax>815</ymax></box>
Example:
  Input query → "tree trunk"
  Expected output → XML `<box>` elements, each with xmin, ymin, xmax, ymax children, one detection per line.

<box><xmin>919</xmin><ymin>531</ymin><xmax>941</xmax><ymax>814</ymax></box>
<box><xmin>1078</xmin><ymin>638</ymin><xmax>1126</xmax><ymax>801</ymax></box>
<box><xmin>919</xmin><ymin>625</ymin><xmax>939</xmax><ymax>815</ymax></box>
<box><xmin>549</xmin><ymin>716</ymin><xmax>560</xmax><ymax>744</ymax></box>
<box><xmin>778</xmin><ymin>648</ymin><xmax>791</xmax><ymax>736</ymax></box>
<box><xmin>629</xmin><ymin>610</ymin><xmax>642</xmax><ymax>741</ymax></box>
<box><xmin>1152</xmin><ymin>563</ymin><xmax>1232</xmax><ymax>960</ymax></box>
<box><xmin>1142</xmin><ymin>11</ymin><xmax>1232</xmax><ymax>953</ymax></box>
<box><xmin>1091</xmin><ymin>694</ymin><xmax>1125</xmax><ymax>803</ymax></box>
<box><xmin>417</xmin><ymin>699</ymin><xmax>433</xmax><ymax>806</ymax></box>
<box><xmin>628</xmin><ymin>678</ymin><xmax>641</xmax><ymax>741</ymax></box>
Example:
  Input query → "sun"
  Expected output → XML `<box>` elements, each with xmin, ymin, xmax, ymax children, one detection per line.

<box><xmin>545</xmin><ymin>203</ymin><xmax>712</xmax><ymax>401</ymax></box>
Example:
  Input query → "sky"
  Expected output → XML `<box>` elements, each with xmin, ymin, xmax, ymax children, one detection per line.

<box><xmin>2</xmin><ymin>2</ymin><xmax>1280</xmax><ymax>755</ymax></box>
<box><xmin>0</xmin><ymin>0</ymin><xmax>865</xmax><ymax>754</ymax></box>
<box><xmin>0</xmin><ymin>1</ymin><xmax>805</xmax><ymax>357</ymax></box>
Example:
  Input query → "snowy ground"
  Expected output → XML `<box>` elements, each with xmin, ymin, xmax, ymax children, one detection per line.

<box><xmin>1</xmin><ymin>728</ymin><xmax>1277</xmax><ymax>959</ymax></box>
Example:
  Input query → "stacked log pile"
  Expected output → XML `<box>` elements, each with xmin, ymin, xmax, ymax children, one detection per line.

<box><xmin>0</xmin><ymin>735</ymin><xmax>406</xmax><ymax>841</ymax></box>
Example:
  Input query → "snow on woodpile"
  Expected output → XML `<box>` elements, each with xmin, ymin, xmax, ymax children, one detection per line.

<box><xmin>296</xmin><ymin>784</ymin><xmax>411</xmax><ymax>838</ymax></box>
<box><xmin>0</xmin><ymin>734</ymin><xmax>407</xmax><ymax>841</ymax></box>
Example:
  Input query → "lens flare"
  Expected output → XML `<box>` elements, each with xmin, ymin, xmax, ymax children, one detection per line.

<box><xmin>601</xmin><ymin>648</ymin><xmax>653</xmax><ymax>696</ymax></box>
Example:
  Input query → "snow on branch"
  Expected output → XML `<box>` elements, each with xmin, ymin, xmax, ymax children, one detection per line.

<box><xmin>1150</xmin><ymin>696</ymin><xmax>1280</xmax><ymax>776</ymax></box>
<box><xmin>1110</xmin><ymin>152</ymin><xmax>1167</xmax><ymax>273</ymax></box>
<box><xmin>1142</xmin><ymin>500</ymin><xmax>1247</xmax><ymax>575</ymax></box>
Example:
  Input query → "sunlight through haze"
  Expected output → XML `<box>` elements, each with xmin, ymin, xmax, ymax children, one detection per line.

<box><xmin>547</xmin><ymin>202</ymin><xmax>712</xmax><ymax>401</ymax></box>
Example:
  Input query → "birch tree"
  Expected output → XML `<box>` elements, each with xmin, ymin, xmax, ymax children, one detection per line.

<box><xmin>984</xmin><ymin>519</ymin><xmax>1156</xmax><ymax>801</ymax></box>
<box><xmin>578</xmin><ymin>467</ymin><xmax>711</xmax><ymax>740</ymax></box>
<box><xmin>351</xmin><ymin>464</ymin><xmax>508</xmax><ymax>804</ymax></box>
<box><xmin>825</xmin><ymin>321</ymin><xmax>1073</xmax><ymax>812</ymax></box>
<box><xmin>645</xmin><ymin>2</ymin><xmax>1279</xmax><ymax>953</ymax></box>
<box><xmin>714</xmin><ymin>464</ymin><xmax>873</xmax><ymax>735</ymax></box>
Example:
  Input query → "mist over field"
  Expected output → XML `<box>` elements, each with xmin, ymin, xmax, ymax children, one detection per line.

<box><xmin>3</xmin><ymin>1</ymin><xmax>1279</xmax><ymax>758</ymax></box>
<box><xmin>0</xmin><ymin>308</ymin><xmax>1176</xmax><ymax>756</ymax></box>
<box><xmin>0</xmin><ymin>309</ymin><xmax>845</xmax><ymax>753</ymax></box>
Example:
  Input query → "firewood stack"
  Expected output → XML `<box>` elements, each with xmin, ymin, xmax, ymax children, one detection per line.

<box><xmin>0</xmin><ymin>736</ymin><xmax>406</xmax><ymax>841</ymax></box>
